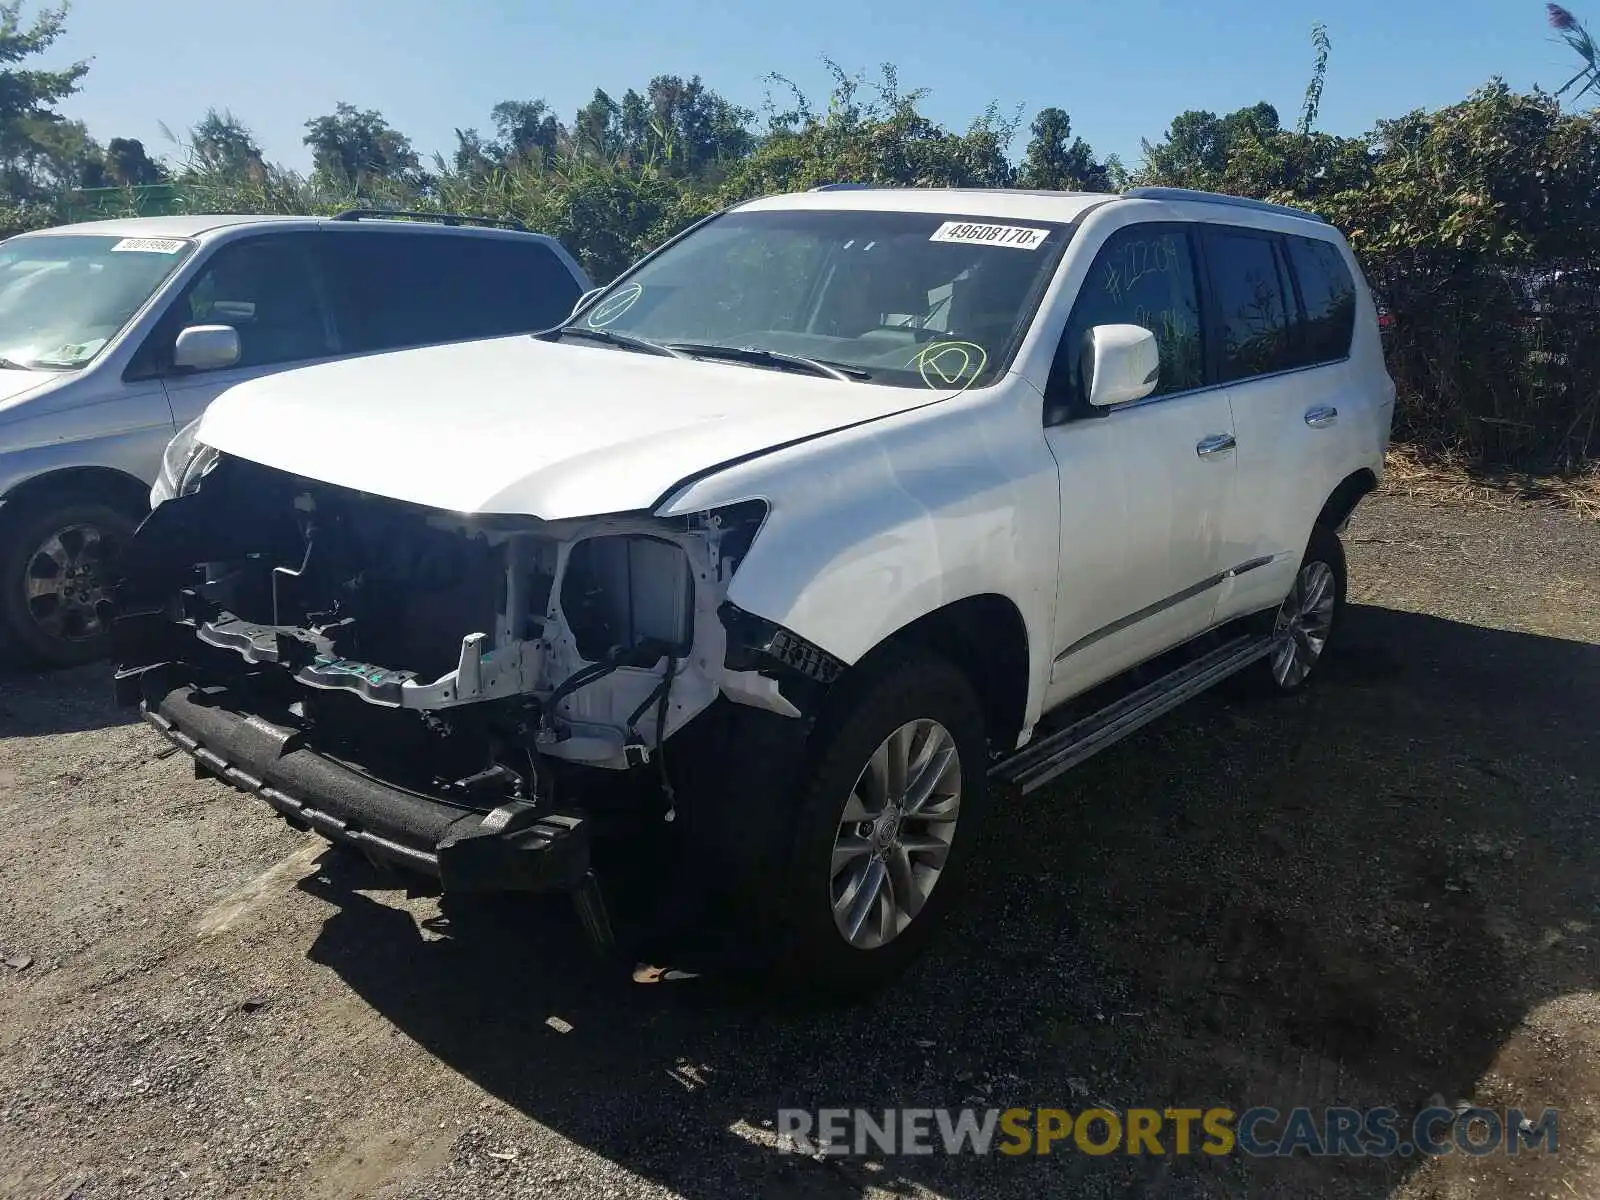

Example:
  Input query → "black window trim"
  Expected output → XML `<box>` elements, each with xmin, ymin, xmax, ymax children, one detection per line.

<box><xmin>1044</xmin><ymin>219</ymin><xmax>1212</xmax><ymax>425</ymax></box>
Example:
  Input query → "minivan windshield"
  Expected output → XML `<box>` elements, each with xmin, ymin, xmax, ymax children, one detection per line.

<box><xmin>0</xmin><ymin>233</ymin><xmax>196</xmax><ymax>370</ymax></box>
<box><xmin>561</xmin><ymin>209</ymin><xmax>1072</xmax><ymax>390</ymax></box>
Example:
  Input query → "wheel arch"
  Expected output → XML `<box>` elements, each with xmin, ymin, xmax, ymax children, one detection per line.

<box><xmin>1316</xmin><ymin>468</ymin><xmax>1378</xmax><ymax>533</ymax></box>
<box><xmin>0</xmin><ymin>466</ymin><xmax>152</xmax><ymax>525</ymax></box>
<box><xmin>856</xmin><ymin>592</ymin><xmax>1031</xmax><ymax>753</ymax></box>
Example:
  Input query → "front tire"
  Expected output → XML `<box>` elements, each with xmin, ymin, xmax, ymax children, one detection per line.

<box><xmin>772</xmin><ymin>650</ymin><xmax>988</xmax><ymax>996</ymax></box>
<box><xmin>0</xmin><ymin>496</ymin><xmax>137</xmax><ymax>668</ymax></box>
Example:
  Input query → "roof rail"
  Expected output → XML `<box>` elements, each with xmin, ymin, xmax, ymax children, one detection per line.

<box><xmin>807</xmin><ymin>183</ymin><xmax>881</xmax><ymax>192</ymax></box>
<box><xmin>328</xmin><ymin>208</ymin><xmax>528</xmax><ymax>232</ymax></box>
<box><xmin>1120</xmin><ymin>187</ymin><xmax>1329</xmax><ymax>224</ymax></box>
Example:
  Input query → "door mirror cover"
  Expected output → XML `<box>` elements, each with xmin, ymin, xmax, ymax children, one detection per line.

<box><xmin>1085</xmin><ymin>324</ymin><xmax>1160</xmax><ymax>407</ymax></box>
<box><xmin>172</xmin><ymin>324</ymin><xmax>241</xmax><ymax>372</ymax></box>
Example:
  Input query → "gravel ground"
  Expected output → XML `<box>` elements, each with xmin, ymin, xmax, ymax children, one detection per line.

<box><xmin>0</xmin><ymin>490</ymin><xmax>1596</xmax><ymax>1200</ymax></box>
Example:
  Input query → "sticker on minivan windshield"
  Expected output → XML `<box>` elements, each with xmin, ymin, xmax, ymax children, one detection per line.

<box><xmin>110</xmin><ymin>237</ymin><xmax>187</xmax><ymax>254</ymax></box>
<box><xmin>929</xmin><ymin>221</ymin><xmax>1049</xmax><ymax>250</ymax></box>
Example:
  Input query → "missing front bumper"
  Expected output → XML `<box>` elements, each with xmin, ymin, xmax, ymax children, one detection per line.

<box><xmin>138</xmin><ymin>674</ymin><xmax>591</xmax><ymax>894</ymax></box>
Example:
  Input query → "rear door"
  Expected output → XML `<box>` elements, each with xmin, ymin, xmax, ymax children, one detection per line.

<box><xmin>320</xmin><ymin>229</ymin><xmax>584</xmax><ymax>354</ymax></box>
<box><xmin>1041</xmin><ymin>221</ymin><xmax>1239</xmax><ymax>704</ymax></box>
<box><xmin>1204</xmin><ymin>226</ymin><xmax>1354</xmax><ymax>623</ymax></box>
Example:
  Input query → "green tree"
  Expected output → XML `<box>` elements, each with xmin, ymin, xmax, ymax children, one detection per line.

<box><xmin>1138</xmin><ymin>102</ymin><xmax>1281</xmax><ymax>189</ymax></box>
<box><xmin>0</xmin><ymin>1</ymin><xmax>89</xmax><ymax>200</ymax></box>
<box><xmin>104</xmin><ymin>136</ymin><xmax>163</xmax><ymax>185</ymax></box>
<box><xmin>1299</xmin><ymin>22</ymin><xmax>1331</xmax><ymax>135</ymax></box>
<box><xmin>304</xmin><ymin>102</ymin><xmax>424</xmax><ymax>191</ymax></box>
<box><xmin>1017</xmin><ymin>107</ymin><xmax>1111</xmax><ymax>191</ymax></box>
<box><xmin>183</xmin><ymin>108</ymin><xmax>266</xmax><ymax>180</ymax></box>
<box><xmin>724</xmin><ymin>61</ymin><xmax>1014</xmax><ymax>197</ymax></box>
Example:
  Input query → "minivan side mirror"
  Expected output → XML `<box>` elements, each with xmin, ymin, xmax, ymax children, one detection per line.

<box><xmin>172</xmin><ymin>324</ymin><xmax>241</xmax><ymax>372</ymax></box>
<box><xmin>1085</xmin><ymin>324</ymin><xmax>1160</xmax><ymax>407</ymax></box>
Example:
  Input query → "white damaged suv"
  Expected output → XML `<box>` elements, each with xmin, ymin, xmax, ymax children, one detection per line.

<box><xmin>114</xmin><ymin>185</ymin><xmax>1394</xmax><ymax>992</ymax></box>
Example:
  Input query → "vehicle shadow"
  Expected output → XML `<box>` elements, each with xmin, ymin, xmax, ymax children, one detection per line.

<box><xmin>0</xmin><ymin>662</ymin><xmax>135</xmax><ymax>736</ymax></box>
<box><xmin>302</xmin><ymin>603</ymin><xmax>1600</xmax><ymax>1198</ymax></box>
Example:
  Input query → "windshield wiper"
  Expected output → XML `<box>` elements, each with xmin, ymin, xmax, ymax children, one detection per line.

<box><xmin>0</xmin><ymin>357</ymin><xmax>32</xmax><ymax>370</ymax></box>
<box><xmin>544</xmin><ymin>327</ymin><xmax>686</xmax><ymax>358</ymax></box>
<box><xmin>666</xmin><ymin>342</ymin><xmax>869</xmax><ymax>382</ymax></box>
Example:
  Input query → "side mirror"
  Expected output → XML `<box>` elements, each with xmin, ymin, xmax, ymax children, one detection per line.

<box><xmin>1085</xmin><ymin>324</ymin><xmax>1160</xmax><ymax>407</ymax></box>
<box><xmin>571</xmin><ymin>286</ymin><xmax>604</xmax><ymax>318</ymax></box>
<box><xmin>172</xmin><ymin>324</ymin><xmax>241</xmax><ymax>372</ymax></box>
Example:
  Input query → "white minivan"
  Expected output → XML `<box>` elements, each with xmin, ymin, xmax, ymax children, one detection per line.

<box><xmin>0</xmin><ymin>211</ymin><xmax>589</xmax><ymax>666</ymax></box>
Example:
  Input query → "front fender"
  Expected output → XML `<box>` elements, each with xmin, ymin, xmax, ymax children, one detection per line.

<box><xmin>658</xmin><ymin>385</ymin><xmax>1061</xmax><ymax>728</ymax></box>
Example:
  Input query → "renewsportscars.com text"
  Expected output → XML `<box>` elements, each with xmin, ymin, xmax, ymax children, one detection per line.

<box><xmin>777</xmin><ymin>1106</ymin><xmax>1559</xmax><ymax>1158</ymax></box>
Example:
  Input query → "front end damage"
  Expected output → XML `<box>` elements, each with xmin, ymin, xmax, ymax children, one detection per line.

<box><xmin>112</xmin><ymin>453</ymin><xmax>839</xmax><ymax>939</ymax></box>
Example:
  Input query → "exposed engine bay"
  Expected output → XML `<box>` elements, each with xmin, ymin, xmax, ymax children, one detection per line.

<box><xmin>112</xmin><ymin>454</ymin><xmax>834</xmax><ymax>817</ymax></box>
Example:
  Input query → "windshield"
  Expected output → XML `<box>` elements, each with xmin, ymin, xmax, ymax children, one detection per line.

<box><xmin>565</xmin><ymin>209</ymin><xmax>1072</xmax><ymax>390</ymax></box>
<box><xmin>0</xmin><ymin>234</ymin><xmax>196</xmax><ymax>370</ymax></box>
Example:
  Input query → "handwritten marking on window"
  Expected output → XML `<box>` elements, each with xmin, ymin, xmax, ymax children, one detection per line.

<box><xmin>909</xmin><ymin>340</ymin><xmax>989</xmax><ymax>390</ymax></box>
<box><xmin>587</xmin><ymin>282</ymin><xmax>644</xmax><ymax>328</ymax></box>
<box><xmin>1101</xmin><ymin>235</ymin><xmax>1180</xmax><ymax>304</ymax></box>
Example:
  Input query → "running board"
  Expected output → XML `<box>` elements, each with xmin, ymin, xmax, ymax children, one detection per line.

<box><xmin>991</xmin><ymin>634</ymin><xmax>1275</xmax><ymax>794</ymax></box>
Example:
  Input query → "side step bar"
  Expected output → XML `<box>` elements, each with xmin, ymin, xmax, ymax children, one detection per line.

<box><xmin>990</xmin><ymin>634</ymin><xmax>1275</xmax><ymax>794</ymax></box>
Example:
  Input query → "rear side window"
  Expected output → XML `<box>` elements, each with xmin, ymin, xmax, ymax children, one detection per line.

<box><xmin>325</xmin><ymin>232</ymin><xmax>580</xmax><ymax>354</ymax></box>
<box><xmin>1202</xmin><ymin>227</ymin><xmax>1295</xmax><ymax>382</ymax></box>
<box><xmin>1050</xmin><ymin>223</ymin><xmax>1206</xmax><ymax>411</ymax></box>
<box><xmin>1285</xmin><ymin>235</ymin><xmax>1356</xmax><ymax>364</ymax></box>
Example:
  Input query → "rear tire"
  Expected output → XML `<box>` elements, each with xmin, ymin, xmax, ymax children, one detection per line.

<box><xmin>0</xmin><ymin>496</ymin><xmax>138</xmax><ymax>669</ymax></box>
<box><xmin>1238</xmin><ymin>523</ymin><xmax>1347</xmax><ymax>696</ymax></box>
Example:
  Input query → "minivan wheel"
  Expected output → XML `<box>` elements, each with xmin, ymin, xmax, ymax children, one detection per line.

<box><xmin>773</xmin><ymin>650</ymin><xmax>987</xmax><ymax>996</ymax></box>
<box><xmin>0</xmin><ymin>498</ymin><xmax>137</xmax><ymax>668</ymax></box>
<box><xmin>1241</xmin><ymin>523</ymin><xmax>1347</xmax><ymax>696</ymax></box>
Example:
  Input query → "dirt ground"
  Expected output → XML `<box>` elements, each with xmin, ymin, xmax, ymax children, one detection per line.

<box><xmin>0</xmin><ymin>489</ymin><xmax>1596</xmax><ymax>1200</ymax></box>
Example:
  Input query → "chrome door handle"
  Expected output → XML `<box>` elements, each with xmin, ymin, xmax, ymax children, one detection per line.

<box><xmin>1304</xmin><ymin>405</ymin><xmax>1339</xmax><ymax>428</ymax></box>
<box><xmin>1195</xmin><ymin>433</ymin><xmax>1237</xmax><ymax>458</ymax></box>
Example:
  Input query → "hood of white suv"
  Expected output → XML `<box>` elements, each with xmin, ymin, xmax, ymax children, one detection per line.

<box><xmin>195</xmin><ymin>334</ymin><xmax>955</xmax><ymax>519</ymax></box>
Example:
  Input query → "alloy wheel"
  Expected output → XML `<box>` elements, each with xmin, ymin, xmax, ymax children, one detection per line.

<box><xmin>828</xmin><ymin>718</ymin><xmax>962</xmax><ymax>951</ymax></box>
<box><xmin>1270</xmin><ymin>559</ymin><xmax>1336</xmax><ymax>688</ymax></box>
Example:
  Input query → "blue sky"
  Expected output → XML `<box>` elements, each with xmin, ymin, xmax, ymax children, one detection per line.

<box><xmin>50</xmin><ymin>0</ymin><xmax>1583</xmax><ymax>173</ymax></box>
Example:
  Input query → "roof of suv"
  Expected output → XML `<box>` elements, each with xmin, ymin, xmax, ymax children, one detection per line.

<box><xmin>735</xmin><ymin>185</ymin><xmax>1330</xmax><ymax>228</ymax></box>
<box><xmin>736</xmin><ymin>188</ymin><xmax>1117</xmax><ymax>223</ymax></box>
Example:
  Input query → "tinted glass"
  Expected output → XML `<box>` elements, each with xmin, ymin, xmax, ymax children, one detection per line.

<box><xmin>1286</xmin><ymin>235</ymin><xmax>1356</xmax><ymax>364</ymax></box>
<box><xmin>0</xmin><ymin>233</ymin><xmax>195</xmax><ymax>369</ymax></box>
<box><xmin>328</xmin><ymin>233</ymin><xmax>580</xmax><ymax>353</ymax></box>
<box><xmin>565</xmin><ymin>209</ymin><xmax>1072</xmax><ymax>391</ymax></box>
<box><xmin>1204</xmin><ymin>228</ymin><xmax>1294</xmax><ymax>382</ymax></box>
<box><xmin>178</xmin><ymin>235</ymin><xmax>333</xmax><ymax>369</ymax></box>
<box><xmin>1053</xmin><ymin>224</ymin><xmax>1205</xmax><ymax>407</ymax></box>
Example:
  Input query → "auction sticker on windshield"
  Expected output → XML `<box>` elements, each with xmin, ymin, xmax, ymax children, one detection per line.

<box><xmin>929</xmin><ymin>222</ymin><xmax>1050</xmax><ymax>250</ymax></box>
<box><xmin>110</xmin><ymin>238</ymin><xmax>187</xmax><ymax>254</ymax></box>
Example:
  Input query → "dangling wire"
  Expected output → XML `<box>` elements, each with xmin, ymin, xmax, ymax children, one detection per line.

<box><xmin>655</xmin><ymin>655</ymin><xmax>678</xmax><ymax>822</ymax></box>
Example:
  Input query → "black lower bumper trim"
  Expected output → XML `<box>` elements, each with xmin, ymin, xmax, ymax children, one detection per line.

<box><xmin>141</xmin><ymin>676</ymin><xmax>590</xmax><ymax>893</ymax></box>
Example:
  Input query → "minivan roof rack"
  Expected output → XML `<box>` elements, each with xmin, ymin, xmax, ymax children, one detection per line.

<box><xmin>1120</xmin><ymin>187</ymin><xmax>1329</xmax><ymax>224</ymax></box>
<box><xmin>328</xmin><ymin>208</ymin><xmax>528</xmax><ymax>232</ymax></box>
<box><xmin>807</xmin><ymin>183</ymin><xmax>881</xmax><ymax>192</ymax></box>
